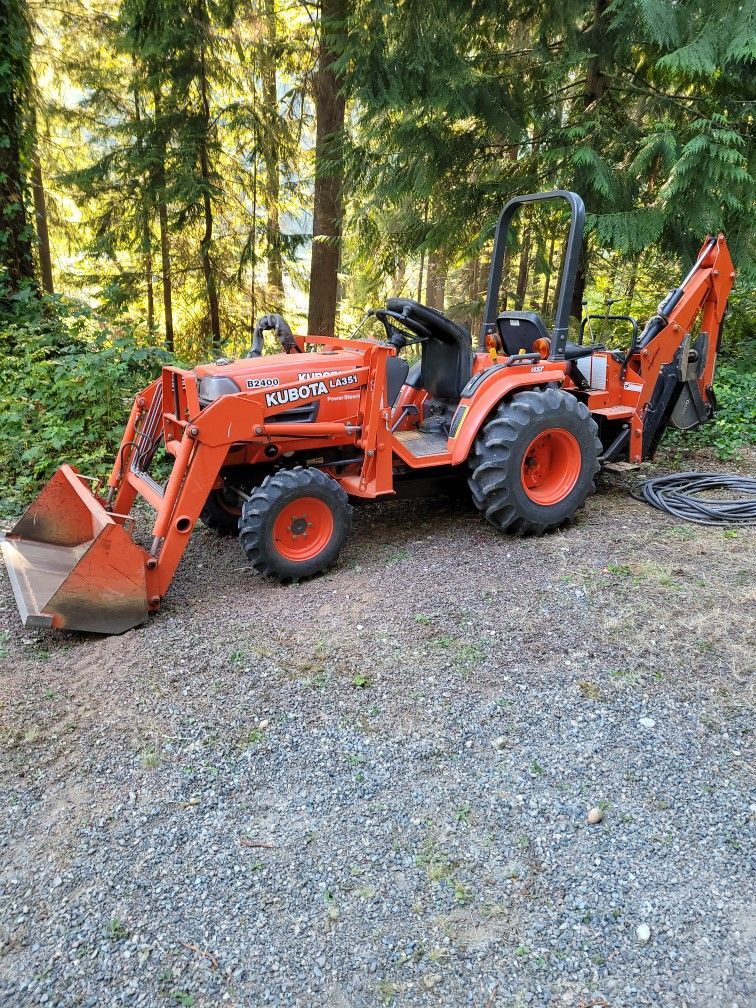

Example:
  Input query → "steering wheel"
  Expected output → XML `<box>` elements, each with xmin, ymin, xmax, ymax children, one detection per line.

<box><xmin>247</xmin><ymin>314</ymin><xmax>301</xmax><ymax>357</ymax></box>
<box><xmin>368</xmin><ymin>303</ymin><xmax>432</xmax><ymax>350</ymax></box>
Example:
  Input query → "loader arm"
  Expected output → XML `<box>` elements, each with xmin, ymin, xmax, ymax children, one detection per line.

<box><xmin>0</xmin><ymin>341</ymin><xmax>393</xmax><ymax>633</ymax></box>
<box><xmin>622</xmin><ymin>234</ymin><xmax>735</xmax><ymax>461</ymax></box>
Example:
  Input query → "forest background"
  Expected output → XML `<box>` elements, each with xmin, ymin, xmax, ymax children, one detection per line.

<box><xmin>0</xmin><ymin>0</ymin><xmax>754</xmax><ymax>512</ymax></box>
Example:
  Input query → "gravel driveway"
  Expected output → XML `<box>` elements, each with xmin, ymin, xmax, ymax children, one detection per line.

<box><xmin>1</xmin><ymin>449</ymin><xmax>754</xmax><ymax>1008</ymax></box>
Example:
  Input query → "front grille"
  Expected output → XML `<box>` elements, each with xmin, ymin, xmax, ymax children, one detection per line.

<box><xmin>265</xmin><ymin>403</ymin><xmax>319</xmax><ymax>423</ymax></box>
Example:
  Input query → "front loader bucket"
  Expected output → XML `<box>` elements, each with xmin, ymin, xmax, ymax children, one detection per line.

<box><xmin>1</xmin><ymin>465</ymin><xmax>149</xmax><ymax>634</ymax></box>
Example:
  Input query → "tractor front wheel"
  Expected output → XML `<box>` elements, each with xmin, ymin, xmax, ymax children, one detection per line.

<box><xmin>202</xmin><ymin>465</ymin><xmax>275</xmax><ymax>536</ymax></box>
<box><xmin>468</xmin><ymin>388</ymin><xmax>601</xmax><ymax>535</ymax></box>
<box><xmin>238</xmin><ymin>467</ymin><xmax>352</xmax><ymax>581</ymax></box>
<box><xmin>201</xmin><ymin>487</ymin><xmax>243</xmax><ymax>536</ymax></box>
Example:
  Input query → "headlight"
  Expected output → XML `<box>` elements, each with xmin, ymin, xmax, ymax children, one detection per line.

<box><xmin>197</xmin><ymin>375</ymin><xmax>241</xmax><ymax>404</ymax></box>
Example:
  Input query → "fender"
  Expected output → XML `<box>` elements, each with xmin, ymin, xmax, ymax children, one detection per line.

<box><xmin>449</xmin><ymin>363</ymin><xmax>567</xmax><ymax>465</ymax></box>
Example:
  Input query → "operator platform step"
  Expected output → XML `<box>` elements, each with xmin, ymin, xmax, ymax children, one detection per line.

<box><xmin>393</xmin><ymin>429</ymin><xmax>450</xmax><ymax>457</ymax></box>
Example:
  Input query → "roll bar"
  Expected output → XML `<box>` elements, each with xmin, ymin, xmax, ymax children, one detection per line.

<box><xmin>480</xmin><ymin>190</ymin><xmax>586</xmax><ymax>360</ymax></box>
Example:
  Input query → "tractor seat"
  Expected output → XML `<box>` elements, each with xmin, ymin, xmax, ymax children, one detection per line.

<box><xmin>497</xmin><ymin>311</ymin><xmax>551</xmax><ymax>356</ymax></box>
<box><xmin>386</xmin><ymin>298</ymin><xmax>473</xmax><ymax>402</ymax></box>
<box><xmin>496</xmin><ymin>311</ymin><xmax>604</xmax><ymax>361</ymax></box>
<box><xmin>385</xmin><ymin>355</ymin><xmax>410</xmax><ymax>405</ymax></box>
<box><xmin>563</xmin><ymin>341</ymin><xmax>604</xmax><ymax>361</ymax></box>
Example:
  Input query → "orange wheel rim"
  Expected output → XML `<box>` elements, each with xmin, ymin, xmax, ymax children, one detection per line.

<box><xmin>272</xmin><ymin>496</ymin><xmax>333</xmax><ymax>561</ymax></box>
<box><xmin>521</xmin><ymin>428</ymin><xmax>581</xmax><ymax>505</ymax></box>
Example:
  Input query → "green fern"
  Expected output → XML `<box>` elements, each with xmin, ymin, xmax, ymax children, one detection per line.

<box><xmin>588</xmin><ymin>209</ymin><xmax>666</xmax><ymax>253</ymax></box>
<box><xmin>656</xmin><ymin>38</ymin><xmax>718</xmax><ymax>78</ymax></box>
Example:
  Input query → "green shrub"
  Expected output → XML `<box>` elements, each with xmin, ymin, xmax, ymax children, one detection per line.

<box><xmin>666</xmin><ymin>356</ymin><xmax>756</xmax><ymax>460</ymax></box>
<box><xmin>705</xmin><ymin>360</ymin><xmax>756</xmax><ymax>457</ymax></box>
<box><xmin>0</xmin><ymin>296</ymin><xmax>174</xmax><ymax>517</ymax></box>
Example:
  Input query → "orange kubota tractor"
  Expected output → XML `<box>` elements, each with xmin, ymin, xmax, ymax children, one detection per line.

<box><xmin>1</xmin><ymin>191</ymin><xmax>735</xmax><ymax>633</ymax></box>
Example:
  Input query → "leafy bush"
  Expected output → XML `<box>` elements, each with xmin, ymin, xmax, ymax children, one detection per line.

<box><xmin>0</xmin><ymin>296</ymin><xmax>174</xmax><ymax>517</ymax></box>
<box><xmin>703</xmin><ymin>360</ymin><xmax>756</xmax><ymax>457</ymax></box>
<box><xmin>666</xmin><ymin>355</ymin><xmax>756</xmax><ymax>460</ymax></box>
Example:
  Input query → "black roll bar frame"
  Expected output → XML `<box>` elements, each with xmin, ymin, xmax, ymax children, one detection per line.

<box><xmin>480</xmin><ymin>190</ymin><xmax>586</xmax><ymax>361</ymax></box>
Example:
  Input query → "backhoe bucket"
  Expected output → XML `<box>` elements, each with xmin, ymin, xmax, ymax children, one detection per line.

<box><xmin>1</xmin><ymin>465</ymin><xmax>149</xmax><ymax>634</ymax></box>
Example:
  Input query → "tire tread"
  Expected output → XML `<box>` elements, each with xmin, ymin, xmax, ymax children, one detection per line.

<box><xmin>468</xmin><ymin>389</ymin><xmax>601</xmax><ymax>535</ymax></box>
<box><xmin>238</xmin><ymin>466</ymin><xmax>352</xmax><ymax>581</ymax></box>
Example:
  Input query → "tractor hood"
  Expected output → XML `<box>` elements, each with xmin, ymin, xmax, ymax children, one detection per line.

<box><xmin>194</xmin><ymin>348</ymin><xmax>365</xmax><ymax>405</ymax></box>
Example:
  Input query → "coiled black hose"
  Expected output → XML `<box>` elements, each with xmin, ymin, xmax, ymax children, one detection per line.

<box><xmin>632</xmin><ymin>472</ymin><xmax>756</xmax><ymax>526</ymax></box>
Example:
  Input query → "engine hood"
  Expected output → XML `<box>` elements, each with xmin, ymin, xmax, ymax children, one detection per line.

<box><xmin>194</xmin><ymin>348</ymin><xmax>365</xmax><ymax>404</ymax></box>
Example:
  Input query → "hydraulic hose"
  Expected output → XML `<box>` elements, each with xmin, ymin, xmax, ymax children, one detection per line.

<box><xmin>632</xmin><ymin>472</ymin><xmax>756</xmax><ymax>526</ymax></box>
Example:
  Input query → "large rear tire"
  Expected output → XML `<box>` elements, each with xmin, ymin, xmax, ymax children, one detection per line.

<box><xmin>468</xmin><ymin>388</ymin><xmax>601</xmax><ymax>535</ymax></box>
<box><xmin>238</xmin><ymin>467</ymin><xmax>352</xmax><ymax>581</ymax></box>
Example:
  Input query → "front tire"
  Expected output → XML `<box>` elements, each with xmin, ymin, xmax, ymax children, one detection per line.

<box><xmin>238</xmin><ymin>467</ymin><xmax>352</xmax><ymax>581</ymax></box>
<box><xmin>201</xmin><ymin>465</ymin><xmax>274</xmax><ymax>536</ymax></box>
<box><xmin>201</xmin><ymin>487</ymin><xmax>242</xmax><ymax>536</ymax></box>
<box><xmin>468</xmin><ymin>388</ymin><xmax>601</xmax><ymax>535</ymax></box>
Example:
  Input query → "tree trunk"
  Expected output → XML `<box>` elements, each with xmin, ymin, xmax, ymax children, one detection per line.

<box><xmin>514</xmin><ymin>224</ymin><xmax>531</xmax><ymax>311</ymax></box>
<box><xmin>249</xmin><ymin>152</ymin><xmax>258</xmax><ymax>336</ymax></box>
<box><xmin>197</xmin><ymin>36</ymin><xmax>221</xmax><ymax>354</ymax></box>
<box><xmin>262</xmin><ymin>0</ymin><xmax>284</xmax><ymax>315</ymax></box>
<box><xmin>144</xmin><ymin>232</ymin><xmax>154</xmax><ymax>334</ymax></box>
<box><xmin>569</xmin><ymin>256</ymin><xmax>587</xmax><ymax>323</ymax></box>
<box><xmin>157</xmin><ymin>200</ymin><xmax>173</xmax><ymax>351</ymax></box>
<box><xmin>152</xmin><ymin>88</ymin><xmax>174</xmax><ymax>352</ymax></box>
<box><xmin>29</xmin><ymin>107</ymin><xmax>53</xmax><ymax>294</ymax></box>
<box><xmin>585</xmin><ymin>0</ymin><xmax>610</xmax><ymax>109</ymax></box>
<box><xmin>0</xmin><ymin>0</ymin><xmax>37</xmax><ymax>300</ymax></box>
<box><xmin>463</xmin><ymin>253</ymin><xmax>485</xmax><ymax>337</ymax></box>
<box><xmin>307</xmin><ymin>0</ymin><xmax>347</xmax><ymax>335</ymax></box>
<box><xmin>569</xmin><ymin>0</ymin><xmax>610</xmax><ymax>322</ymax></box>
<box><xmin>133</xmin><ymin>92</ymin><xmax>153</xmax><ymax>332</ymax></box>
<box><xmin>541</xmin><ymin>233</ymin><xmax>556</xmax><ymax>317</ymax></box>
<box><xmin>625</xmin><ymin>253</ymin><xmax>639</xmax><ymax>307</ymax></box>
<box><xmin>424</xmin><ymin>254</ymin><xmax>437</xmax><ymax>308</ymax></box>
<box><xmin>425</xmin><ymin>251</ymin><xmax>446</xmax><ymax>310</ymax></box>
<box><xmin>30</xmin><ymin>148</ymin><xmax>52</xmax><ymax>295</ymax></box>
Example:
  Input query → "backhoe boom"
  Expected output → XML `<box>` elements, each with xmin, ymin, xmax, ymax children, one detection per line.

<box><xmin>626</xmin><ymin>233</ymin><xmax>734</xmax><ymax>459</ymax></box>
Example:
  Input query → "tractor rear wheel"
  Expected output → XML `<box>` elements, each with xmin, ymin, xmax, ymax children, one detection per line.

<box><xmin>238</xmin><ymin>467</ymin><xmax>352</xmax><ymax>581</ymax></box>
<box><xmin>468</xmin><ymin>388</ymin><xmax>601</xmax><ymax>535</ymax></box>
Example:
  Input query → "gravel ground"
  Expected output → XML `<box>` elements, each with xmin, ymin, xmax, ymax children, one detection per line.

<box><xmin>0</xmin><ymin>446</ymin><xmax>754</xmax><ymax>1008</ymax></box>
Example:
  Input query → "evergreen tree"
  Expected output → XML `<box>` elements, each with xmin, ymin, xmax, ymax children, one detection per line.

<box><xmin>341</xmin><ymin>0</ymin><xmax>755</xmax><ymax>326</ymax></box>
<box><xmin>261</xmin><ymin>0</ymin><xmax>284</xmax><ymax>314</ymax></box>
<box><xmin>0</xmin><ymin>0</ymin><xmax>37</xmax><ymax>304</ymax></box>
<box><xmin>307</xmin><ymin>0</ymin><xmax>347</xmax><ymax>336</ymax></box>
<box><xmin>6</xmin><ymin>0</ymin><xmax>753</xmax><ymax>354</ymax></box>
<box><xmin>124</xmin><ymin>0</ymin><xmax>226</xmax><ymax>353</ymax></box>
<box><xmin>29</xmin><ymin>103</ymin><xmax>53</xmax><ymax>294</ymax></box>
